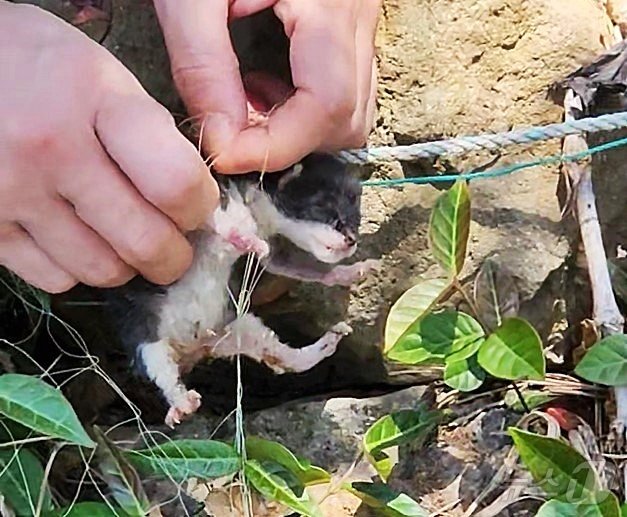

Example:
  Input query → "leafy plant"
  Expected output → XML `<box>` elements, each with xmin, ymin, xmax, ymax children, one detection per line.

<box><xmin>244</xmin><ymin>459</ymin><xmax>323</xmax><ymax>517</ymax></box>
<box><xmin>510</xmin><ymin>428</ymin><xmax>622</xmax><ymax>516</ymax></box>
<box><xmin>0</xmin><ymin>448</ymin><xmax>52</xmax><ymax>516</ymax></box>
<box><xmin>348</xmin><ymin>482</ymin><xmax>428</xmax><ymax>516</ymax></box>
<box><xmin>125</xmin><ymin>438</ymin><xmax>240</xmax><ymax>482</ymax></box>
<box><xmin>245</xmin><ymin>436</ymin><xmax>330</xmax><ymax>486</ymax></box>
<box><xmin>0</xmin><ymin>374</ymin><xmax>94</xmax><ymax>447</ymax></box>
<box><xmin>363</xmin><ymin>406</ymin><xmax>439</xmax><ymax>481</ymax></box>
<box><xmin>575</xmin><ymin>334</ymin><xmax>627</xmax><ymax>386</ymax></box>
<box><xmin>429</xmin><ymin>179</ymin><xmax>471</xmax><ymax>276</ymax></box>
<box><xmin>384</xmin><ymin>180</ymin><xmax>546</xmax><ymax>391</ymax></box>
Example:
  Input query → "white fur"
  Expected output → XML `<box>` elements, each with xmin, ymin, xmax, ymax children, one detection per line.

<box><xmin>246</xmin><ymin>186</ymin><xmax>356</xmax><ymax>263</ymax></box>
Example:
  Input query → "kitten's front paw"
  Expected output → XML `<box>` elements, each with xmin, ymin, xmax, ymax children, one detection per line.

<box><xmin>165</xmin><ymin>390</ymin><xmax>202</xmax><ymax>428</ymax></box>
<box><xmin>323</xmin><ymin>259</ymin><xmax>381</xmax><ymax>286</ymax></box>
<box><xmin>227</xmin><ymin>230</ymin><xmax>270</xmax><ymax>258</ymax></box>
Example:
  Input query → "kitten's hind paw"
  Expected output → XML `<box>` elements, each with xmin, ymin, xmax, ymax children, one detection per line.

<box><xmin>165</xmin><ymin>390</ymin><xmax>202</xmax><ymax>428</ymax></box>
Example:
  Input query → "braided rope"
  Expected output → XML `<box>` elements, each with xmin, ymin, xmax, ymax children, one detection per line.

<box><xmin>341</xmin><ymin>111</ymin><xmax>627</xmax><ymax>164</ymax></box>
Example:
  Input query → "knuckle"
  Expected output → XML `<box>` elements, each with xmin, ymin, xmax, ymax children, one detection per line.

<box><xmin>0</xmin><ymin>223</ymin><xmax>23</xmax><ymax>242</ymax></box>
<box><xmin>323</xmin><ymin>94</ymin><xmax>356</xmax><ymax>125</ymax></box>
<box><xmin>127</xmin><ymin>223</ymin><xmax>176</xmax><ymax>266</ymax></box>
<box><xmin>346</xmin><ymin>126</ymin><xmax>369</xmax><ymax>147</ymax></box>
<box><xmin>159</xmin><ymin>161</ymin><xmax>206</xmax><ymax>208</ymax></box>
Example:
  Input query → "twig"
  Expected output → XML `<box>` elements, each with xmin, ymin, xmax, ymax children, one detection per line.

<box><xmin>562</xmin><ymin>90</ymin><xmax>625</xmax><ymax>448</ymax></box>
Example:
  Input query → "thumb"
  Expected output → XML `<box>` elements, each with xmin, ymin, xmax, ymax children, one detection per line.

<box><xmin>153</xmin><ymin>0</ymin><xmax>247</xmax><ymax>155</ymax></box>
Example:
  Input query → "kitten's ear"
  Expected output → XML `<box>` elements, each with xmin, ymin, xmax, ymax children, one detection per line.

<box><xmin>277</xmin><ymin>162</ymin><xmax>304</xmax><ymax>191</ymax></box>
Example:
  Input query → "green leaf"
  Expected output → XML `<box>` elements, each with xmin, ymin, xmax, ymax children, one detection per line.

<box><xmin>363</xmin><ymin>407</ymin><xmax>439</xmax><ymax>480</ymax></box>
<box><xmin>575</xmin><ymin>334</ymin><xmax>627</xmax><ymax>386</ymax></box>
<box><xmin>509</xmin><ymin>428</ymin><xmax>600</xmax><ymax>502</ymax></box>
<box><xmin>387</xmin><ymin>310</ymin><xmax>484</xmax><ymax>365</ymax></box>
<box><xmin>0</xmin><ymin>448</ymin><xmax>52</xmax><ymax>515</ymax></box>
<box><xmin>503</xmin><ymin>389</ymin><xmax>554</xmax><ymax>412</ymax></box>
<box><xmin>429</xmin><ymin>179</ymin><xmax>471</xmax><ymax>276</ymax></box>
<box><xmin>621</xmin><ymin>502</ymin><xmax>627</xmax><ymax>517</ymax></box>
<box><xmin>536</xmin><ymin>492</ymin><xmax>621</xmax><ymax>517</ymax></box>
<box><xmin>349</xmin><ymin>482</ymin><xmax>428</xmax><ymax>516</ymax></box>
<box><xmin>473</xmin><ymin>259</ymin><xmax>520</xmax><ymax>330</ymax></box>
<box><xmin>245</xmin><ymin>459</ymin><xmax>322</xmax><ymax>517</ymax></box>
<box><xmin>53</xmin><ymin>502</ymin><xmax>123</xmax><ymax>517</ymax></box>
<box><xmin>608</xmin><ymin>259</ymin><xmax>627</xmax><ymax>304</ymax></box>
<box><xmin>245</xmin><ymin>437</ymin><xmax>329</xmax><ymax>486</ymax></box>
<box><xmin>444</xmin><ymin>355</ymin><xmax>486</xmax><ymax>392</ymax></box>
<box><xmin>478</xmin><ymin>318</ymin><xmax>545</xmax><ymax>381</ymax></box>
<box><xmin>535</xmin><ymin>499</ymin><xmax>579</xmax><ymax>517</ymax></box>
<box><xmin>258</xmin><ymin>460</ymin><xmax>306</xmax><ymax>496</ymax></box>
<box><xmin>0</xmin><ymin>374</ymin><xmax>94</xmax><ymax>447</ymax></box>
<box><xmin>93</xmin><ymin>426</ymin><xmax>149</xmax><ymax>516</ymax></box>
<box><xmin>384</xmin><ymin>278</ymin><xmax>450</xmax><ymax>352</ymax></box>
<box><xmin>125</xmin><ymin>439</ymin><xmax>239</xmax><ymax>482</ymax></box>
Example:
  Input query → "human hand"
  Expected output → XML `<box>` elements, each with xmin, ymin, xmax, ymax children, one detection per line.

<box><xmin>154</xmin><ymin>0</ymin><xmax>381</xmax><ymax>173</ymax></box>
<box><xmin>0</xmin><ymin>2</ymin><xmax>218</xmax><ymax>293</ymax></box>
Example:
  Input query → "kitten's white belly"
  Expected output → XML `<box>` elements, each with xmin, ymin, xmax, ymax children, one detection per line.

<box><xmin>156</xmin><ymin>234</ymin><xmax>235</xmax><ymax>344</ymax></box>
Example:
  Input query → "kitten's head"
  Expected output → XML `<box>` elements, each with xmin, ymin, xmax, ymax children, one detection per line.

<box><xmin>253</xmin><ymin>154</ymin><xmax>363</xmax><ymax>263</ymax></box>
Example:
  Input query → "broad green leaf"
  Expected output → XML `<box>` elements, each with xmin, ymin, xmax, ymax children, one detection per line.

<box><xmin>536</xmin><ymin>492</ymin><xmax>621</xmax><ymax>517</ymax></box>
<box><xmin>444</xmin><ymin>355</ymin><xmax>486</xmax><ymax>392</ymax></box>
<box><xmin>365</xmin><ymin>451</ymin><xmax>395</xmax><ymax>483</ymax></box>
<box><xmin>444</xmin><ymin>336</ymin><xmax>484</xmax><ymax>363</ymax></box>
<box><xmin>258</xmin><ymin>460</ymin><xmax>306</xmax><ymax>496</ymax></box>
<box><xmin>473</xmin><ymin>259</ymin><xmax>520</xmax><ymax>330</ymax></box>
<box><xmin>592</xmin><ymin>492</ymin><xmax>622</xmax><ymax>517</ymax></box>
<box><xmin>54</xmin><ymin>502</ymin><xmax>122</xmax><ymax>516</ymax></box>
<box><xmin>0</xmin><ymin>448</ymin><xmax>52</xmax><ymax>515</ymax></box>
<box><xmin>621</xmin><ymin>503</ymin><xmax>627</xmax><ymax>517</ymax></box>
<box><xmin>93</xmin><ymin>426</ymin><xmax>149</xmax><ymax>516</ymax></box>
<box><xmin>535</xmin><ymin>499</ymin><xmax>579</xmax><ymax>517</ymax></box>
<box><xmin>509</xmin><ymin>428</ymin><xmax>600</xmax><ymax>502</ymax></box>
<box><xmin>575</xmin><ymin>335</ymin><xmax>627</xmax><ymax>386</ymax></box>
<box><xmin>126</xmin><ymin>439</ymin><xmax>239</xmax><ymax>482</ymax></box>
<box><xmin>478</xmin><ymin>318</ymin><xmax>545</xmax><ymax>380</ymax></box>
<box><xmin>363</xmin><ymin>407</ymin><xmax>439</xmax><ymax>480</ymax></box>
<box><xmin>429</xmin><ymin>179</ymin><xmax>471</xmax><ymax>276</ymax></box>
<box><xmin>0</xmin><ymin>374</ymin><xmax>94</xmax><ymax>447</ymax></box>
<box><xmin>384</xmin><ymin>278</ymin><xmax>450</xmax><ymax>352</ymax></box>
<box><xmin>503</xmin><ymin>389</ymin><xmax>554</xmax><ymax>412</ymax></box>
<box><xmin>608</xmin><ymin>259</ymin><xmax>627</xmax><ymax>304</ymax></box>
<box><xmin>245</xmin><ymin>459</ymin><xmax>322</xmax><ymax>517</ymax></box>
<box><xmin>364</xmin><ymin>407</ymin><xmax>439</xmax><ymax>456</ymax></box>
<box><xmin>387</xmin><ymin>310</ymin><xmax>484</xmax><ymax>365</ymax></box>
<box><xmin>245</xmin><ymin>437</ymin><xmax>329</xmax><ymax>486</ymax></box>
<box><xmin>349</xmin><ymin>482</ymin><xmax>428</xmax><ymax>516</ymax></box>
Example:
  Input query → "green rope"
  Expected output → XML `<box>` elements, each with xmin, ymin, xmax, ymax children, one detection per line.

<box><xmin>362</xmin><ymin>135</ymin><xmax>627</xmax><ymax>187</ymax></box>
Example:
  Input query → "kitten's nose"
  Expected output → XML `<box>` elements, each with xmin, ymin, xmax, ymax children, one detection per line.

<box><xmin>344</xmin><ymin>232</ymin><xmax>356</xmax><ymax>247</ymax></box>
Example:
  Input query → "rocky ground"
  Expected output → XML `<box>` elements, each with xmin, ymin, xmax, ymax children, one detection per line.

<box><xmin>5</xmin><ymin>0</ymin><xmax>627</xmax><ymax>515</ymax></box>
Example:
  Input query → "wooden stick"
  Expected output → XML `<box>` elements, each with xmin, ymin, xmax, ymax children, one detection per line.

<box><xmin>563</xmin><ymin>89</ymin><xmax>625</xmax><ymax>447</ymax></box>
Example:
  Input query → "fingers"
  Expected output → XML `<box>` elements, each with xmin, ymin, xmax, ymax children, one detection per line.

<box><xmin>57</xmin><ymin>140</ymin><xmax>193</xmax><ymax>285</ymax></box>
<box><xmin>153</xmin><ymin>0</ymin><xmax>248</xmax><ymax>153</ymax></box>
<box><xmin>352</xmin><ymin>1</ymin><xmax>381</xmax><ymax>143</ymax></box>
<box><xmin>213</xmin><ymin>5</ymin><xmax>359</xmax><ymax>173</ymax></box>
<box><xmin>0</xmin><ymin>223</ymin><xmax>76</xmax><ymax>294</ymax></box>
<box><xmin>95</xmin><ymin>94</ymin><xmax>219</xmax><ymax>232</ymax></box>
<box><xmin>18</xmin><ymin>197</ymin><xmax>135</xmax><ymax>288</ymax></box>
